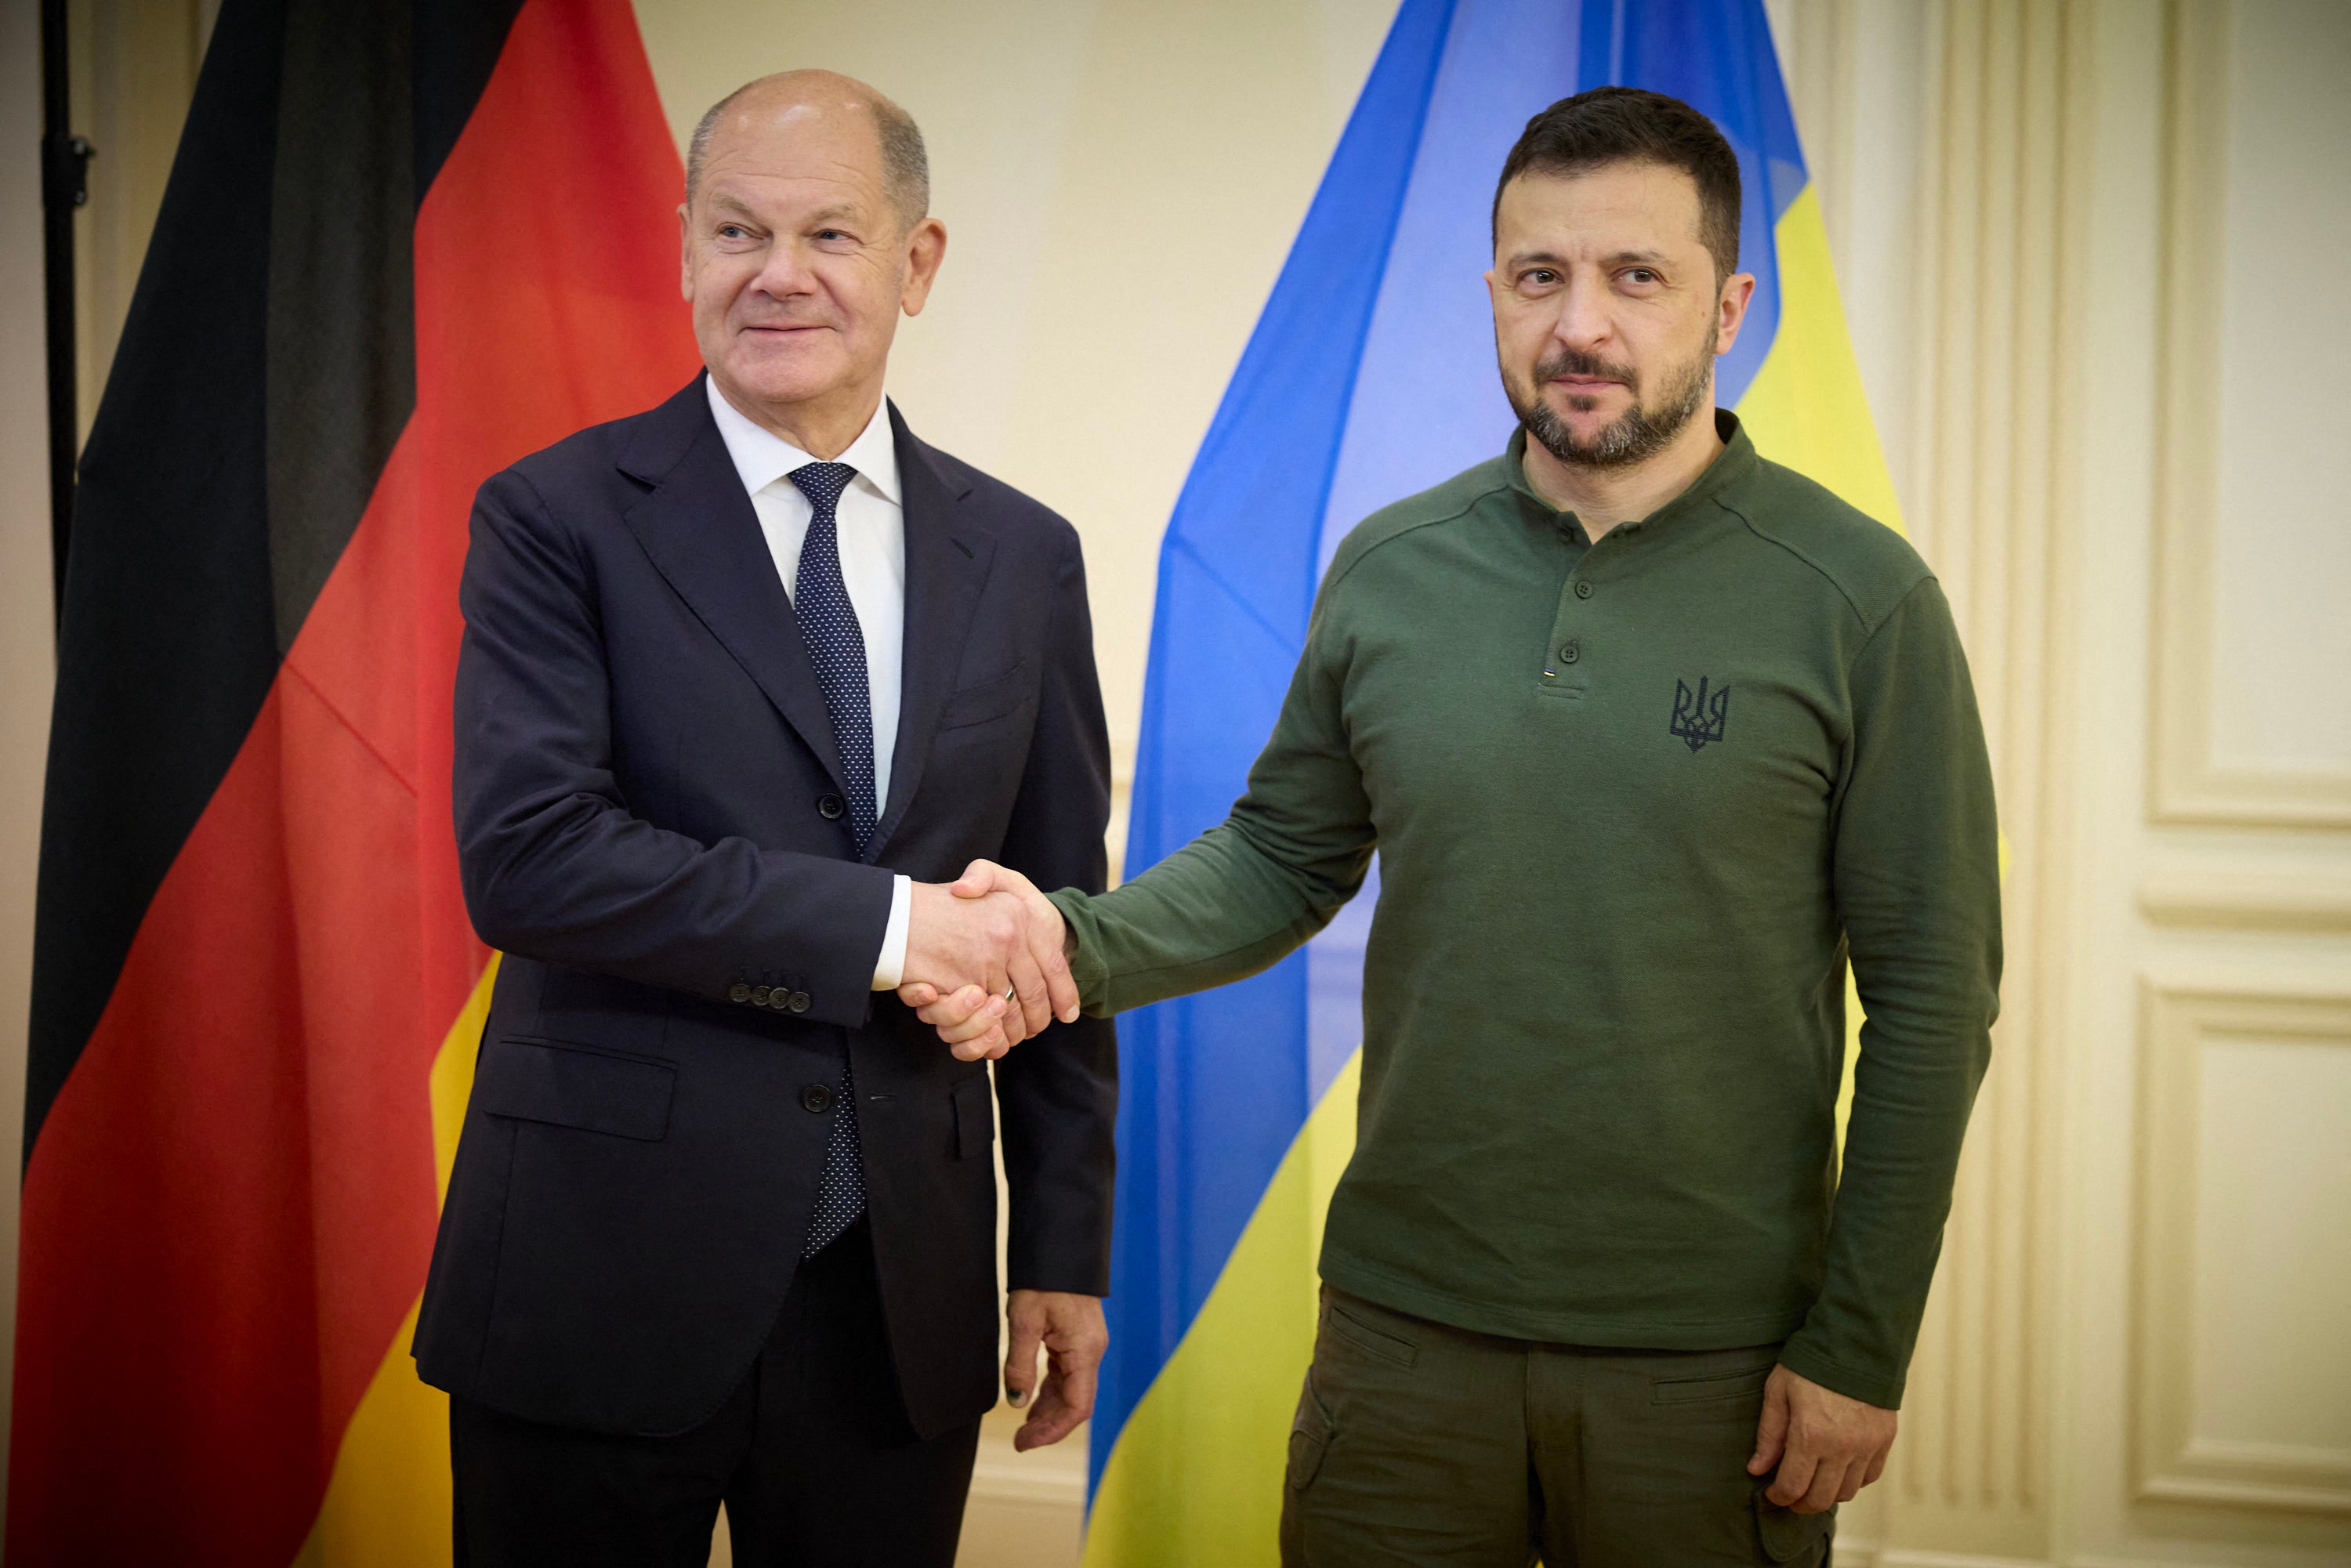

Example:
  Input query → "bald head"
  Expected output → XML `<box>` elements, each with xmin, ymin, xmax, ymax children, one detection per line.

<box><xmin>686</xmin><ymin>71</ymin><xmax>929</xmax><ymax>228</ymax></box>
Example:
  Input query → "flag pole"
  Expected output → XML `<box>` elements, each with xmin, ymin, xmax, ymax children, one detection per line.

<box><xmin>39</xmin><ymin>0</ymin><xmax>91</xmax><ymax>631</ymax></box>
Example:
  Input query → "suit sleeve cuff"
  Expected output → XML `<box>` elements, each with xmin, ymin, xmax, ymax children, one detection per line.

<box><xmin>871</xmin><ymin>875</ymin><xmax>911</xmax><ymax>991</ymax></box>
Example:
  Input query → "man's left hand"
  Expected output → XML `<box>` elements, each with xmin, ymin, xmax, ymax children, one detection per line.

<box><xmin>1747</xmin><ymin>1363</ymin><xmax>1897</xmax><ymax>1513</ymax></box>
<box><xmin>1003</xmin><ymin>1289</ymin><xmax>1106</xmax><ymax>1453</ymax></box>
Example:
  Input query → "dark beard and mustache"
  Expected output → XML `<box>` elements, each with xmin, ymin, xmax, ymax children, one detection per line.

<box><xmin>1505</xmin><ymin>331</ymin><xmax>1715</xmax><ymax>470</ymax></box>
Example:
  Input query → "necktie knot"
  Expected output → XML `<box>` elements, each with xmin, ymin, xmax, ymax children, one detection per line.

<box><xmin>788</xmin><ymin>462</ymin><xmax>857</xmax><ymax>515</ymax></box>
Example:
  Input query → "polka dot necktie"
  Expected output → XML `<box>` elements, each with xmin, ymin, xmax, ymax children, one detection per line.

<box><xmin>789</xmin><ymin>461</ymin><xmax>870</xmax><ymax>1256</ymax></box>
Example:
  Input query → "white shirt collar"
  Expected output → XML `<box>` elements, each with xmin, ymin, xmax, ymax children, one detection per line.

<box><xmin>703</xmin><ymin>374</ymin><xmax>902</xmax><ymax>507</ymax></box>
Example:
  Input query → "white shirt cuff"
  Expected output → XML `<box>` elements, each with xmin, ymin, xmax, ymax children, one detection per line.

<box><xmin>872</xmin><ymin>874</ymin><xmax>912</xmax><ymax>990</ymax></box>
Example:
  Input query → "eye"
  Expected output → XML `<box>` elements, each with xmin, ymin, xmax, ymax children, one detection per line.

<box><xmin>716</xmin><ymin>223</ymin><xmax>748</xmax><ymax>240</ymax></box>
<box><xmin>1522</xmin><ymin>268</ymin><xmax>1559</xmax><ymax>287</ymax></box>
<box><xmin>1623</xmin><ymin>267</ymin><xmax>1660</xmax><ymax>285</ymax></box>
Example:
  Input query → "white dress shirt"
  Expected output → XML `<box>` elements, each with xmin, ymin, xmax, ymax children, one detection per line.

<box><xmin>705</xmin><ymin>376</ymin><xmax>913</xmax><ymax>990</ymax></box>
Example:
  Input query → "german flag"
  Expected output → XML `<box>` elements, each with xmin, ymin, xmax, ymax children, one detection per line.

<box><xmin>13</xmin><ymin>2</ymin><xmax>698</xmax><ymax>1560</ymax></box>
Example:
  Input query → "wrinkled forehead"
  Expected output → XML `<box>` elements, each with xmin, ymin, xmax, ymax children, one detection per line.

<box><xmin>1493</xmin><ymin>160</ymin><xmax>1708</xmax><ymax>259</ymax></box>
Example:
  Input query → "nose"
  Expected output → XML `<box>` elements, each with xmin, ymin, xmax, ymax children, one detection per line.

<box><xmin>748</xmin><ymin>238</ymin><xmax>818</xmax><ymax>302</ymax></box>
<box><xmin>1549</xmin><ymin>269</ymin><xmax>1613</xmax><ymax>353</ymax></box>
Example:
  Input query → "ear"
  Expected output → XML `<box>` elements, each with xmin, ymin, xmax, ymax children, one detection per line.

<box><xmin>900</xmin><ymin>216</ymin><xmax>948</xmax><ymax>317</ymax></box>
<box><xmin>677</xmin><ymin>202</ymin><xmax>694</xmax><ymax>304</ymax></box>
<box><xmin>1713</xmin><ymin>270</ymin><xmax>1758</xmax><ymax>356</ymax></box>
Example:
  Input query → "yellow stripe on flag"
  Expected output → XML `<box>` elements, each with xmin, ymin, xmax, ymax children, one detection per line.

<box><xmin>429</xmin><ymin>956</ymin><xmax>498</xmax><ymax>1204</ymax></box>
<box><xmin>1082</xmin><ymin>1052</ymin><xmax>1361</xmax><ymax>1568</ymax></box>
<box><xmin>290</xmin><ymin>955</ymin><xmax>497</xmax><ymax>1568</ymax></box>
<box><xmin>1735</xmin><ymin>186</ymin><xmax>1907</xmax><ymax>536</ymax></box>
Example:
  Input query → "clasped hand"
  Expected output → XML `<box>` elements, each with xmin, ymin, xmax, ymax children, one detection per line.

<box><xmin>898</xmin><ymin>861</ymin><xmax>1074</xmax><ymax>1060</ymax></box>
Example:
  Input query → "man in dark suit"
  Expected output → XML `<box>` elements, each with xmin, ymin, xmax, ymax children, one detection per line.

<box><xmin>414</xmin><ymin>70</ymin><xmax>1115</xmax><ymax>1566</ymax></box>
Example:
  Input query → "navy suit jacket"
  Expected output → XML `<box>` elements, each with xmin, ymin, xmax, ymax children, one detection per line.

<box><xmin>415</xmin><ymin>376</ymin><xmax>1118</xmax><ymax>1439</ymax></box>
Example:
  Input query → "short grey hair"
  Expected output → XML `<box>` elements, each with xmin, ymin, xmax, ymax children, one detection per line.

<box><xmin>685</xmin><ymin>78</ymin><xmax>930</xmax><ymax>228</ymax></box>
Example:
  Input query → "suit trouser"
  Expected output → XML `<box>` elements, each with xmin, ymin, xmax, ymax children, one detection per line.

<box><xmin>450</xmin><ymin>1220</ymin><xmax>981</xmax><ymax>1568</ymax></box>
<box><xmin>1281</xmin><ymin>1288</ymin><xmax>1836</xmax><ymax>1568</ymax></box>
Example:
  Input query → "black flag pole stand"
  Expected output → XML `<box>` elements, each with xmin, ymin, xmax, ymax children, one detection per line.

<box><xmin>39</xmin><ymin>0</ymin><xmax>91</xmax><ymax>631</ymax></box>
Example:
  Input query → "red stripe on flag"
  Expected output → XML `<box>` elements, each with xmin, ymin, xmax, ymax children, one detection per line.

<box><xmin>6</xmin><ymin>2</ymin><xmax>697</xmax><ymax>1560</ymax></box>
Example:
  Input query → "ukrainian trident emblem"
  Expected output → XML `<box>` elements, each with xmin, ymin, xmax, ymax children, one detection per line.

<box><xmin>1669</xmin><ymin>677</ymin><xmax>1730</xmax><ymax>752</ymax></box>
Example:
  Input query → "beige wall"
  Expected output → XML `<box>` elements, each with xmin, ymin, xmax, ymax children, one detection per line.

<box><xmin>65</xmin><ymin>0</ymin><xmax>212</xmax><ymax>437</ymax></box>
<box><xmin>5</xmin><ymin>2</ymin><xmax>2347</xmax><ymax>1566</ymax></box>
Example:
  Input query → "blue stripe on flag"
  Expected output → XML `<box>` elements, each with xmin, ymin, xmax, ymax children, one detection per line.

<box><xmin>1092</xmin><ymin>0</ymin><xmax>1458</xmax><ymax>1496</ymax></box>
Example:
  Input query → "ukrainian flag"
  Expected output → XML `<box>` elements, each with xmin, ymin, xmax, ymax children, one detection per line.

<box><xmin>1083</xmin><ymin>2</ymin><xmax>1901</xmax><ymax>1562</ymax></box>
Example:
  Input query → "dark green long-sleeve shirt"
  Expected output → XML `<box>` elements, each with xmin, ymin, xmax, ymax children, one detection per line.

<box><xmin>1052</xmin><ymin>414</ymin><xmax>1999</xmax><ymax>1408</ymax></box>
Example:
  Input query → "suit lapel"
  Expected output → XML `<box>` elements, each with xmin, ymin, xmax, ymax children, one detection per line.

<box><xmin>616</xmin><ymin>378</ymin><xmax>851</xmax><ymax>797</ymax></box>
<box><xmin>872</xmin><ymin>404</ymin><xmax>993</xmax><ymax>859</ymax></box>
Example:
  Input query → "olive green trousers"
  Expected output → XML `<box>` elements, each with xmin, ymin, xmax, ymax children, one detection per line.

<box><xmin>1281</xmin><ymin>1289</ymin><xmax>1836</xmax><ymax>1567</ymax></box>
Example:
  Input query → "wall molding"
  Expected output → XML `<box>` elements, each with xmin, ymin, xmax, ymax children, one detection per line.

<box><xmin>2145</xmin><ymin>0</ymin><xmax>2351</xmax><ymax>829</ymax></box>
<box><xmin>2138</xmin><ymin>875</ymin><xmax>2351</xmax><ymax>932</ymax></box>
<box><xmin>2132</xmin><ymin>980</ymin><xmax>2351</xmax><ymax>1519</ymax></box>
<box><xmin>1877</xmin><ymin>1</ymin><xmax>2080</xmax><ymax>1556</ymax></box>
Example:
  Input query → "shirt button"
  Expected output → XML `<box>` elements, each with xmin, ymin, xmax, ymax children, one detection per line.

<box><xmin>728</xmin><ymin>983</ymin><xmax>752</xmax><ymax>1003</ymax></box>
<box><xmin>800</xmin><ymin>1083</ymin><xmax>834</xmax><ymax>1114</ymax></box>
<box><xmin>785</xmin><ymin>990</ymin><xmax>812</xmax><ymax>1014</ymax></box>
<box><xmin>816</xmin><ymin>794</ymin><xmax>846</xmax><ymax>820</ymax></box>
<box><xmin>1574</xmin><ymin>580</ymin><xmax>1593</xmax><ymax>599</ymax></box>
<box><xmin>1559</xmin><ymin>642</ymin><xmax>1581</xmax><ymax>664</ymax></box>
<box><xmin>751</xmin><ymin>985</ymin><xmax>772</xmax><ymax>1005</ymax></box>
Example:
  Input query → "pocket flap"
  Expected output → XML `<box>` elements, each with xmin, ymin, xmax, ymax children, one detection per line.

<box><xmin>475</xmin><ymin>1037</ymin><xmax>675</xmax><ymax>1142</ymax></box>
<box><xmin>1753</xmin><ymin>1486</ymin><xmax>1834</xmax><ymax>1564</ymax></box>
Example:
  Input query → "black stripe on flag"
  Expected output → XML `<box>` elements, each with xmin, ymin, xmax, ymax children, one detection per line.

<box><xmin>26</xmin><ymin>0</ymin><xmax>524</xmax><ymax>1161</ymax></box>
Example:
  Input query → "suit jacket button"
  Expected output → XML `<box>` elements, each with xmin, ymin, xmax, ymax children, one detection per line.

<box><xmin>751</xmin><ymin>986</ymin><xmax>772</xmax><ymax>1005</ymax></box>
<box><xmin>728</xmin><ymin>983</ymin><xmax>752</xmax><ymax>1003</ymax></box>
<box><xmin>816</xmin><ymin>793</ymin><xmax>846</xmax><ymax>820</ymax></box>
<box><xmin>801</xmin><ymin>1083</ymin><xmax>834</xmax><ymax>1114</ymax></box>
<box><xmin>785</xmin><ymin>990</ymin><xmax>812</xmax><ymax>1014</ymax></box>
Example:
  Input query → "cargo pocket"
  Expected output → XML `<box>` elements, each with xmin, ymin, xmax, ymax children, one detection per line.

<box><xmin>1279</xmin><ymin>1373</ymin><xmax>1337</xmax><ymax>1565</ymax></box>
<box><xmin>1752</xmin><ymin>1486</ymin><xmax>1835</xmax><ymax>1565</ymax></box>
<box><xmin>1286</xmin><ymin>1373</ymin><xmax>1336</xmax><ymax>1490</ymax></box>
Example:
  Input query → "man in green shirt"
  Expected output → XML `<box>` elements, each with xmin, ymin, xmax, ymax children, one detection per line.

<box><xmin>910</xmin><ymin>87</ymin><xmax>1999</xmax><ymax>1566</ymax></box>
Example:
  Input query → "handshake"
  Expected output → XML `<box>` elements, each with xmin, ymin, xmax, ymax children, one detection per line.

<box><xmin>896</xmin><ymin>861</ymin><xmax>1078</xmax><ymax>1061</ymax></box>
